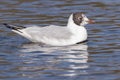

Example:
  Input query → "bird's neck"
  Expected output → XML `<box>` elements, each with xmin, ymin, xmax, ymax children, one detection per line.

<box><xmin>67</xmin><ymin>14</ymin><xmax>85</xmax><ymax>34</ymax></box>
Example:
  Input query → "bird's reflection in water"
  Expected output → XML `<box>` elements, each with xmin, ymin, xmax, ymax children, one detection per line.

<box><xmin>18</xmin><ymin>43</ymin><xmax>89</xmax><ymax>77</ymax></box>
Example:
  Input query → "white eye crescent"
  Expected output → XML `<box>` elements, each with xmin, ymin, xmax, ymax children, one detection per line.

<box><xmin>78</xmin><ymin>17</ymin><xmax>82</xmax><ymax>20</ymax></box>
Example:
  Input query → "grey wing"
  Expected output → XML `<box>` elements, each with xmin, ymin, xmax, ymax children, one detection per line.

<box><xmin>24</xmin><ymin>25</ymin><xmax>72</xmax><ymax>39</ymax></box>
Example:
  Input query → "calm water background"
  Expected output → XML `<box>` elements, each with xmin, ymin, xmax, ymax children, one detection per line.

<box><xmin>0</xmin><ymin>0</ymin><xmax>120</xmax><ymax>80</ymax></box>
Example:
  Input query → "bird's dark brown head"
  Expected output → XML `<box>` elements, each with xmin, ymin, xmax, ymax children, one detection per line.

<box><xmin>73</xmin><ymin>12</ymin><xmax>83</xmax><ymax>26</ymax></box>
<box><xmin>73</xmin><ymin>12</ymin><xmax>94</xmax><ymax>26</ymax></box>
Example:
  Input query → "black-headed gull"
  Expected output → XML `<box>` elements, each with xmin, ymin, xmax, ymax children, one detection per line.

<box><xmin>3</xmin><ymin>12</ymin><xmax>94</xmax><ymax>46</ymax></box>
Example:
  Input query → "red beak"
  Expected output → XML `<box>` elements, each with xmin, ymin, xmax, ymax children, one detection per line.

<box><xmin>88</xmin><ymin>19</ymin><xmax>95</xmax><ymax>24</ymax></box>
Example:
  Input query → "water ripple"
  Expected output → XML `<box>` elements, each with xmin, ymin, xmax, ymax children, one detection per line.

<box><xmin>0</xmin><ymin>0</ymin><xmax>120</xmax><ymax>80</ymax></box>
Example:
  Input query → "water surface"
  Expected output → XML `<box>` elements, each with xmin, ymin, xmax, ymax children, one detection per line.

<box><xmin>0</xmin><ymin>0</ymin><xmax>120</xmax><ymax>80</ymax></box>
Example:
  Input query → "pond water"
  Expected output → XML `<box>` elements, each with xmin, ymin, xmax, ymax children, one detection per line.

<box><xmin>0</xmin><ymin>0</ymin><xmax>120</xmax><ymax>80</ymax></box>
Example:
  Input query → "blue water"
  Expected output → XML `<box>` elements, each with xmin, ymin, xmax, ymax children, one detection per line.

<box><xmin>0</xmin><ymin>0</ymin><xmax>120</xmax><ymax>80</ymax></box>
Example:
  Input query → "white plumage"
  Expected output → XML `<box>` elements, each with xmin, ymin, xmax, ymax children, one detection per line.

<box><xmin>3</xmin><ymin>12</ymin><xmax>94</xmax><ymax>46</ymax></box>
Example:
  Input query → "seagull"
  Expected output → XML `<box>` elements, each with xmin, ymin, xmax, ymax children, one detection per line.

<box><xmin>3</xmin><ymin>12</ymin><xmax>94</xmax><ymax>46</ymax></box>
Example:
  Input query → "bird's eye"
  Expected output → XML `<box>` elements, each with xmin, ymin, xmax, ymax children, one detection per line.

<box><xmin>78</xmin><ymin>17</ymin><xmax>82</xmax><ymax>20</ymax></box>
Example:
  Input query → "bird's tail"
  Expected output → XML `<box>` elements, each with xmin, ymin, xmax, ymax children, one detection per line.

<box><xmin>3</xmin><ymin>23</ymin><xmax>26</xmax><ymax>32</ymax></box>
